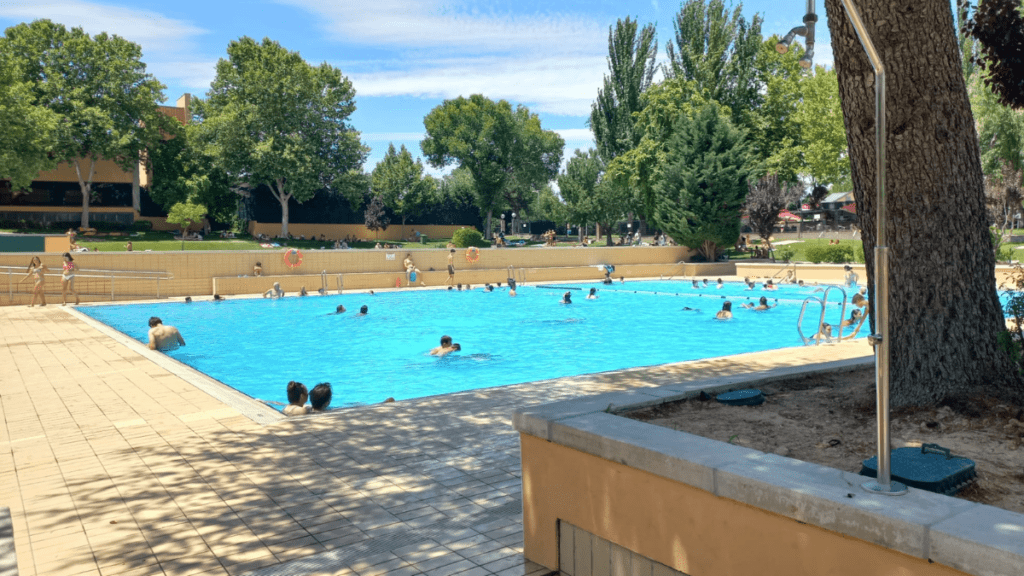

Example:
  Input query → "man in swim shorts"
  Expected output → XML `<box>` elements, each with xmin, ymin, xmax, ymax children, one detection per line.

<box><xmin>147</xmin><ymin>317</ymin><xmax>186</xmax><ymax>350</ymax></box>
<box><xmin>446</xmin><ymin>249</ymin><xmax>455</xmax><ymax>287</ymax></box>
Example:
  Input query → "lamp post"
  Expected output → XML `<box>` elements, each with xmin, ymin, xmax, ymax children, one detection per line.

<box><xmin>500</xmin><ymin>213</ymin><xmax>505</xmax><ymax>235</ymax></box>
<box><xmin>511</xmin><ymin>212</ymin><xmax>517</xmax><ymax>238</ymax></box>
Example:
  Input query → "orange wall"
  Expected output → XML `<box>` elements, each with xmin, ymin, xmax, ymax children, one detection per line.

<box><xmin>520</xmin><ymin>434</ymin><xmax>967</xmax><ymax>576</ymax></box>
<box><xmin>34</xmin><ymin>158</ymin><xmax>136</xmax><ymax>184</ymax></box>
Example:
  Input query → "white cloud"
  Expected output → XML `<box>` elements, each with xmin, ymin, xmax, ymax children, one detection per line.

<box><xmin>350</xmin><ymin>54</ymin><xmax>607</xmax><ymax>116</ymax></box>
<box><xmin>0</xmin><ymin>1</ymin><xmax>214</xmax><ymax>94</ymax></box>
<box><xmin>274</xmin><ymin>0</ymin><xmax>605</xmax><ymax>55</ymax></box>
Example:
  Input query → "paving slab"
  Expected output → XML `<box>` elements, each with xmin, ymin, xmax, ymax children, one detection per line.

<box><xmin>0</xmin><ymin>305</ymin><xmax>870</xmax><ymax>576</ymax></box>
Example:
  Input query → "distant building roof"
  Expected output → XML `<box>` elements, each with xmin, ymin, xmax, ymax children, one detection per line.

<box><xmin>823</xmin><ymin>191</ymin><xmax>854</xmax><ymax>204</ymax></box>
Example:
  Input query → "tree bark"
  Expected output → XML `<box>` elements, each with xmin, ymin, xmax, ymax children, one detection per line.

<box><xmin>272</xmin><ymin>178</ymin><xmax>291</xmax><ymax>238</ymax></box>
<box><xmin>73</xmin><ymin>158</ymin><xmax>96</xmax><ymax>229</ymax></box>
<box><xmin>825</xmin><ymin>0</ymin><xmax>1021</xmax><ymax>406</ymax></box>
<box><xmin>132</xmin><ymin>154</ymin><xmax>141</xmax><ymax>213</ymax></box>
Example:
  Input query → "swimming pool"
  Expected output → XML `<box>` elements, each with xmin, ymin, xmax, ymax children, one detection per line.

<box><xmin>80</xmin><ymin>281</ymin><xmax>863</xmax><ymax>409</ymax></box>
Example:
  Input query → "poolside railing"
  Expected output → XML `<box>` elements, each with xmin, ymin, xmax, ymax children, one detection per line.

<box><xmin>1</xmin><ymin>266</ymin><xmax>174</xmax><ymax>305</ymax></box>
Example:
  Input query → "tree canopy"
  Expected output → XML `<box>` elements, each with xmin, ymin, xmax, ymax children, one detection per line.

<box><xmin>589</xmin><ymin>17</ymin><xmax>658</xmax><ymax>164</ymax></box>
<box><xmin>371</xmin><ymin>143</ymin><xmax>437</xmax><ymax>236</ymax></box>
<box><xmin>422</xmin><ymin>95</ymin><xmax>562</xmax><ymax>237</ymax></box>
<box><xmin>793</xmin><ymin>66</ymin><xmax>850</xmax><ymax>188</ymax></box>
<box><xmin>558</xmin><ymin>149</ymin><xmax>628</xmax><ymax>245</ymax></box>
<box><xmin>195</xmin><ymin>36</ymin><xmax>368</xmax><ymax>237</ymax></box>
<box><xmin>3</xmin><ymin>19</ymin><xmax>170</xmax><ymax>227</ymax></box>
<box><xmin>652</xmin><ymin>101</ymin><xmax>752</xmax><ymax>260</ymax></box>
<box><xmin>0</xmin><ymin>47</ymin><xmax>58</xmax><ymax>191</ymax></box>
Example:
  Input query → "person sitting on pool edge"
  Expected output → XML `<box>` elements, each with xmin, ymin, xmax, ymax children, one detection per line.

<box><xmin>561</xmin><ymin>291</ymin><xmax>572</xmax><ymax>304</ymax></box>
<box><xmin>148</xmin><ymin>317</ymin><xmax>186</xmax><ymax>351</ymax></box>
<box><xmin>742</xmin><ymin>296</ymin><xmax>777</xmax><ymax>311</ymax></box>
<box><xmin>586</xmin><ymin>287</ymin><xmax>598</xmax><ymax>300</ymax></box>
<box><xmin>430</xmin><ymin>335</ymin><xmax>459</xmax><ymax>357</ymax></box>
<box><xmin>263</xmin><ymin>282</ymin><xmax>284</xmax><ymax>298</ymax></box>
<box><xmin>283</xmin><ymin>381</ymin><xmax>310</xmax><ymax>416</ymax></box>
<box><xmin>253</xmin><ymin>262</ymin><xmax>263</xmax><ymax>276</ymax></box>
<box><xmin>299</xmin><ymin>286</ymin><xmax>309</xmax><ymax>297</ymax></box>
<box><xmin>309</xmin><ymin>383</ymin><xmax>332</xmax><ymax>412</ymax></box>
<box><xmin>715</xmin><ymin>301</ymin><xmax>733</xmax><ymax>320</ymax></box>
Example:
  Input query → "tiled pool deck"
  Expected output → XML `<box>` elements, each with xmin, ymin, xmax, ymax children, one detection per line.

<box><xmin>0</xmin><ymin>303</ymin><xmax>871</xmax><ymax>576</ymax></box>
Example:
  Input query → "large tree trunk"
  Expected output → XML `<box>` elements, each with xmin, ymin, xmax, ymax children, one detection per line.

<box><xmin>825</xmin><ymin>0</ymin><xmax>1020</xmax><ymax>406</ymax></box>
<box><xmin>272</xmin><ymin>178</ymin><xmax>291</xmax><ymax>237</ymax></box>
<box><xmin>73</xmin><ymin>158</ymin><xmax>96</xmax><ymax>229</ymax></box>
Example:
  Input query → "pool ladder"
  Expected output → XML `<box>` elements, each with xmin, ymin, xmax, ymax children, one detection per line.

<box><xmin>797</xmin><ymin>286</ymin><xmax>848</xmax><ymax>345</ymax></box>
<box><xmin>508</xmin><ymin>265</ymin><xmax>527</xmax><ymax>286</ymax></box>
<box><xmin>321</xmin><ymin>270</ymin><xmax>344</xmax><ymax>294</ymax></box>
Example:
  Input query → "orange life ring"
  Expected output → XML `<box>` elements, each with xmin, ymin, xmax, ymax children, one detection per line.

<box><xmin>283</xmin><ymin>248</ymin><xmax>303</xmax><ymax>268</ymax></box>
<box><xmin>465</xmin><ymin>246</ymin><xmax>480</xmax><ymax>262</ymax></box>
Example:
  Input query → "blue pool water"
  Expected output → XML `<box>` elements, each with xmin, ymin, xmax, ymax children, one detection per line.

<box><xmin>81</xmin><ymin>281</ymin><xmax>865</xmax><ymax>409</ymax></box>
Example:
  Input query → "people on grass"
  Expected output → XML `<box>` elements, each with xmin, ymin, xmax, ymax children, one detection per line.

<box><xmin>20</xmin><ymin>256</ymin><xmax>48</xmax><ymax>307</ymax></box>
<box><xmin>61</xmin><ymin>253</ymin><xmax>79</xmax><ymax>305</ymax></box>
<box><xmin>147</xmin><ymin>317</ymin><xmax>185</xmax><ymax>350</ymax></box>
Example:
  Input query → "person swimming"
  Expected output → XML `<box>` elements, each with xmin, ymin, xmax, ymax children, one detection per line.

<box><xmin>715</xmin><ymin>301</ymin><xmax>733</xmax><ymax>319</ymax></box>
<box><xmin>430</xmin><ymin>335</ymin><xmax>459</xmax><ymax>357</ymax></box>
<box><xmin>263</xmin><ymin>282</ymin><xmax>284</xmax><ymax>298</ymax></box>
<box><xmin>355</xmin><ymin>305</ymin><xmax>368</xmax><ymax>316</ymax></box>
<box><xmin>561</xmin><ymin>291</ymin><xmax>572</xmax><ymax>304</ymax></box>
<box><xmin>692</xmin><ymin>280</ymin><xmax>700</xmax><ymax>288</ymax></box>
<box><xmin>716</xmin><ymin>278</ymin><xmax>723</xmax><ymax>289</ymax></box>
<box><xmin>742</xmin><ymin>296</ymin><xmax>777</xmax><ymax>311</ymax></box>
<box><xmin>334</xmin><ymin>304</ymin><xmax>346</xmax><ymax>314</ymax></box>
<box><xmin>586</xmin><ymin>287</ymin><xmax>598</xmax><ymax>300</ymax></box>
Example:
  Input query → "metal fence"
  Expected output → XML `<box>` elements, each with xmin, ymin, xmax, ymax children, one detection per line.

<box><xmin>1</xmin><ymin>266</ymin><xmax>173</xmax><ymax>305</ymax></box>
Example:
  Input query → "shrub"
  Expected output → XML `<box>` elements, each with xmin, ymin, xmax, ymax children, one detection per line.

<box><xmin>452</xmin><ymin>227</ymin><xmax>488</xmax><ymax>248</ymax></box>
<box><xmin>854</xmin><ymin>244</ymin><xmax>865</xmax><ymax>263</ymax></box>
<box><xmin>805</xmin><ymin>244</ymin><xmax>854</xmax><ymax>264</ymax></box>
<box><xmin>775</xmin><ymin>246</ymin><xmax>795</xmax><ymax>262</ymax></box>
<box><xmin>998</xmin><ymin>246</ymin><xmax>1015</xmax><ymax>263</ymax></box>
<box><xmin>130</xmin><ymin>220</ymin><xmax>153</xmax><ymax>232</ymax></box>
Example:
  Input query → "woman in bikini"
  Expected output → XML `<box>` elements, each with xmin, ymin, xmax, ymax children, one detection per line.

<box><xmin>20</xmin><ymin>256</ymin><xmax>48</xmax><ymax>307</ymax></box>
<box><xmin>61</xmin><ymin>252</ymin><xmax>80</xmax><ymax>305</ymax></box>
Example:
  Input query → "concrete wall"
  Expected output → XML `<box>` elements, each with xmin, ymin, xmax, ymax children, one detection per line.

<box><xmin>520</xmin><ymin>434</ymin><xmax>967</xmax><ymax>576</ymax></box>
<box><xmin>247</xmin><ymin>222</ymin><xmax>475</xmax><ymax>242</ymax></box>
<box><xmin>0</xmin><ymin>246</ymin><xmax>693</xmax><ymax>304</ymax></box>
<box><xmin>33</xmin><ymin>159</ymin><xmax>135</xmax><ymax>184</ymax></box>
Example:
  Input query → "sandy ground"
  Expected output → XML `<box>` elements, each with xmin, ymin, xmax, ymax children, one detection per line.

<box><xmin>626</xmin><ymin>368</ymin><xmax>1024</xmax><ymax>514</ymax></box>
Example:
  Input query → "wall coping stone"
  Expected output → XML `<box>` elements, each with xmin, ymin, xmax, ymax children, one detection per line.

<box><xmin>513</xmin><ymin>358</ymin><xmax>1024</xmax><ymax>576</ymax></box>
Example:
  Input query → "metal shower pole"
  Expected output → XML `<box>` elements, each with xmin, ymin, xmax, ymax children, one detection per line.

<box><xmin>835</xmin><ymin>0</ymin><xmax>907</xmax><ymax>496</ymax></box>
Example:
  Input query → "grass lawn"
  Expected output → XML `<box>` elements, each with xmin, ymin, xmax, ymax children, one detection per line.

<box><xmin>726</xmin><ymin>238</ymin><xmax>865</xmax><ymax>263</ymax></box>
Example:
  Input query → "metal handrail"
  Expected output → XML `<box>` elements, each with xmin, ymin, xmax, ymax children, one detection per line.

<box><xmin>3</xmin><ymin>265</ymin><xmax>173</xmax><ymax>303</ymax></box>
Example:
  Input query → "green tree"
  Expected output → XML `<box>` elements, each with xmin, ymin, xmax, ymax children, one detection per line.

<box><xmin>146</xmin><ymin>122</ymin><xmax>238</xmax><ymax>224</ymax></box>
<box><xmin>363</xmin><ymin>194</ymin><xmax>389</xmax><ymax>240</ymax></box>
<box><xmin>166</xmin><ymin>201</ymin><xmax>207</xmax><ymax>238</ymax></box>
<box><xmin>653</xmin><ymin>102</ymin><xmax>751</xmax><ymax>260</ymax></box>
<box><xmin>528</xmin><ymin>184</ymin><xmax>569</xmax><ymax>226</ymax></box>
<box><xmin>371</xmin><ymin>143</ymin><xmax>437</xmax><ymax>238</ymax></box>
<box><xmin>749</xmin><ymin>37</ymin><xmax>808</xmax><ymax>183</ymax></box>
<box><xmin>589</xmin><ymin>17</ymin><xmax>658</xmax><ymax>164</ymax></box>
<box><xmin>605</xmin><ymin>78</ymin><xmax>709</xmax><ymax>219</ymax></box>
<box><xmin>793</xmin><ymin>65</ymin><xmax>850</xmax><ymax>189</ymax></box>
<box><xmin>196</xmin><ymin>36</ymin><xmax>368</xmax><ymax>237</ymax></box>
<box><xmin>422</xmin><ymin>95</ymin><xmax>562</xmax><ymax>238</ymax></box>
<box><xmin>0</xmin><ymin>47</ymin><xmax>58</xmax><ymax>190</ymax></box>
<box><xmin>500</xmin><ymin>105</ymin><xmax>565</xmax><ymax>218</ymax></box>
<box><xmin>558</xmin><ymin>149</ymin><xmax>627</xmax><ymax>246</ymax></box>
<box><xmin>3</xmin><ymin>19</ymin><xmax>171</xmax><ymax>228</ymax></box>
<box><xmin>664</xmin><ymin>0</ymin><xmax>763</xmax><ymax>131</ymax></box>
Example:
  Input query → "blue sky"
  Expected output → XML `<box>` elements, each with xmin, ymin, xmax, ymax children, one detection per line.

<box><xmin>0</xmin><ymin>0</ymin><xmax>835</xmax><ymax>177</ymax></box>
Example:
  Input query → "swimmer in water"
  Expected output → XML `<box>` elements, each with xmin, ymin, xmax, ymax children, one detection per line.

<box><xmin>430</xmin><ymin>335</ymin><xmax>459</xmax><ymax>357</ymax></box>
<box><xmin>841</xmin><ymin>308</ymin><xmax>864</xmax><ymax>328</ymax></box>
<box><xmin>334</xmin><ymin>304</ymin><xmax>346</xmax><ymax>314</ymax></box>
<box><xmin>586</xmin><ymin>287</ymin><xmax>598</xmax><ymax>300</ymax></box>
<box><xmin>263</xmin><ymin>282</ymin><xmax>284</xmax><ymax>298</ymax></box>
<box><xmin>742</xmin><ymin>296</ymin><xmax>777</xmax><ymax>311</ymax></box>
<box><xmin>355</xmin><ymin>305</ymin><xmax>368</xmax><ymax>316</ymax></box>
<box><xmin>561</xmin><ymin>291</ymin><xmax>572</xmax><ymax>304</ymax></box>
<box><xmin>812</xmin><ymin>322</ymin><xmax>833</xmax><ymax>341</ymax></box>
<box><xmin>716</xmin><ymin>278</ymin><xmax>723</xmax><ymax>289</ymax></box>
<box><xmin>692</xmin><ymin>280</ymin><xmax>700</xmax><ymax>288</ymax></box>
<box><xmin>147</xmin><ymin>317</ymin><xmax>185</xmax><ymax>350</ymax></box>
<box><xmin>715</xmin><ymin>301</ymin><xmax>733</xmax><ymax>320</ymax></box>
